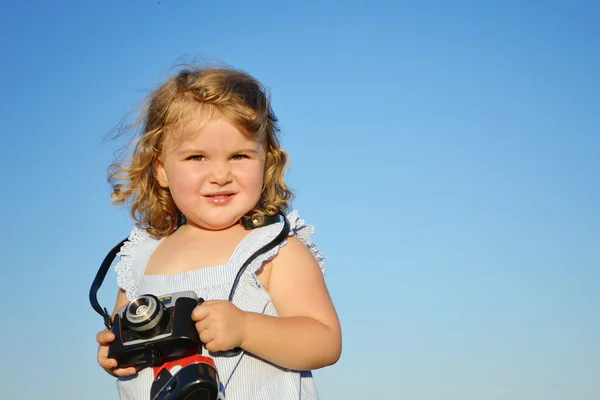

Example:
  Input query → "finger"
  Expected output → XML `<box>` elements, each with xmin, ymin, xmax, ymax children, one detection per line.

<box><xmin>191</xmin><ymin>304</ymin><xmax>211</xmax><ymax>321</ymax></box>
<box><xmin>199</xmin><ymin>329</ymin><xmax>214</xmax><ymax>344</ymax></box>
<box><xmin>99</xmin><ymin>357</ymin><xmax>118</xmax><ymax>369</ymax></box>
<box><xmin>97</xmin><ymin>349</ymin><xmax>117</xmax><ymax>368</ymax></box>
<box><xmin>204</xmin><ymin>340</ymin><xmax>224</xmax><ymax>353</ymax></box>
<box><xmin>204</xmin><ymin>341</ymin><xmax>216</xmax><ymax>352</ymax></box>
<box><xmin>97</xmin><ymin>345</ymin><xmax>109</xmax><ymax>359</ymax></box>
<box><xmin>112</xmin><ymin>367</ymin><xmax>137</xmax><ymax>377</ymax></box>
<box><xmin>195</xmin><ymin>320</ymin><xmax>210</xmax><ymax>335</ymax></box>
<box><xmin>96</xmin><ymin>330</ymin><xmax>115</xmax><ymax>345</ymax></box>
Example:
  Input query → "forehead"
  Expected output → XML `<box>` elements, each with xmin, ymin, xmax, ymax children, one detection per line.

<box><xmin>163</xmin><ymin>109</ymin><xmax>261</xmax><ymax>152</ymax></box>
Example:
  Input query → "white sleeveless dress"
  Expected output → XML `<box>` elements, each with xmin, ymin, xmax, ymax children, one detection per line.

<box><xmin>113</xmin><ymin>210</ymin><xmax>326</xmax><ymax>400</ymax></box>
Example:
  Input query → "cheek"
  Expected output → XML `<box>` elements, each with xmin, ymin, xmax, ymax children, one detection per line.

<box><xmin>234</xmin><ymin>165</ymin><xmax>264</xmax><ymax>194</ymax></box>
<box><xmin>169</xmin><ymin>166</ymin><xmax>207</xmax><ymax>190</ymax></box>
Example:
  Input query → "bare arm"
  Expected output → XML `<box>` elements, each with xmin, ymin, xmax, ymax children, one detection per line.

<box><xmin>240</xmin><ymin>236</ymin><xmax>342</xmax><ymax>370</ymax></box>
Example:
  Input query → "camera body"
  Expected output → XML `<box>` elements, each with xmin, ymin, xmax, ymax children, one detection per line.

<box><xmin>108</xmin><ymin>291</ymin><xmax>202</xmax><ymax>368</ymax></box>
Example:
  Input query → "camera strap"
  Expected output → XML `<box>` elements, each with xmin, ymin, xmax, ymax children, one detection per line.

<box><xmin>228</xmin><ymin>212</ymin><xmax>290</xmax><ymax>303</ymax></box>
<box><xmin>89</xmin><ymin>238</ymin><xmax>129</xmax><ymax>329</ymax></box>
<box><xmin>89</xmin><ymin>212</ymin><xmax>290</xmax><ymax>330</ymax></box>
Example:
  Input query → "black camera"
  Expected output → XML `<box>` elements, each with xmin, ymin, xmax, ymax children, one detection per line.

<box><xmin>108</xmin><ymin>291</ymin><xmax>203</xmax><ymax>369</ymax></box>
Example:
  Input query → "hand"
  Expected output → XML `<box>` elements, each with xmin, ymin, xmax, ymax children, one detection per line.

<box><xmin>192</xmin><ymin>300</ymin><xmax>248</xmax><ymax>352</ymax></box>
<box><xmin>96</xmin><ymin>329</ymin><xmax>137</xmax><ymax>377</ymax></box>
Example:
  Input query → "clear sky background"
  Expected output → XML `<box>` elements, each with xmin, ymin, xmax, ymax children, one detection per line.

<box><xmin>1</xmin><ymin>1</ymin><xmax>598</xmax><ymax>399</ymax></box>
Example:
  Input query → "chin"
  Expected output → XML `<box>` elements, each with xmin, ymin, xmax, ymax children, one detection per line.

<box><xmin>194</xmin><ymin>216</ymin><xmax>244</xmax><ymax>231</ymax></box>
<box><xmin>207</xmin><ymin>222</ymin><xmax>241</xmax><ymax>231</ymax></box>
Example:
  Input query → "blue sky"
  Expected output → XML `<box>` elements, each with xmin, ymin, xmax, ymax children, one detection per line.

<box><xmin>1</xmin><ymin>1</ymin><xmax>598</xmax><ymax>399</ymax></box>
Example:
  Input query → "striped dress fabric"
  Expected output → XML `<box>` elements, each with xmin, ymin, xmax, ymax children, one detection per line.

<box><xmin>113</xmin><ymin>210</ymin><xmax>326</xmax><ymax>400</ymax></box>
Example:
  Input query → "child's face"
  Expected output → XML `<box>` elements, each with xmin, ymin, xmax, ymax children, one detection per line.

<box><xmin>156</xmin><ymin>115</ymin><xmax>265</xmax><ymax>231</ymax></box>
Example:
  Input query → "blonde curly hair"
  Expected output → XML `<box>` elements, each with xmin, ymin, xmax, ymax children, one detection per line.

<box><xmin>108</xmin><ymin>66</ymin><xmax>293</xmax><ymax>237</ymax></box>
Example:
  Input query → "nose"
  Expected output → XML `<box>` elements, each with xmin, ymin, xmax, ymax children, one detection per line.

<box><xmin>208</xmin><ymin>160</ymin><xmax>233</xmax><ymax>186</ymax></box>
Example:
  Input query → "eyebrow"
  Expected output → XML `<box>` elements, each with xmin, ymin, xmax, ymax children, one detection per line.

<box><xmin>233</xmin><ymin>149</ymin><xmax>259</xmax><ymax>154</ymax></box>
<box><xmin>176</xmin><ymin>148</ymin><xmax>260</xmax><ymax>156</ymax></box>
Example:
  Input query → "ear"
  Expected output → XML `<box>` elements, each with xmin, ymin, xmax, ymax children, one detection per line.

<box><xmin>154</xmin><ymin>159</ymin><xmax>169</xmax><ymax>188</ymax></box>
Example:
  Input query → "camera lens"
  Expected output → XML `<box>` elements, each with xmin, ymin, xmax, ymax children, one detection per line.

<box><xmin>124</xmin><ymin>294</ymin><xmax>169</xmax><ymax>337</ymax></box>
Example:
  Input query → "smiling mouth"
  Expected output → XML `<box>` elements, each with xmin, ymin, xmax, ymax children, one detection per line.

<box><xmin>205</xmin><ymin>193</ymin><xmax>235</xmax><ymax>198</ymax></box>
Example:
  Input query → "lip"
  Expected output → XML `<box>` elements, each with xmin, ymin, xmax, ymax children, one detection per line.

<box><xmin>202</xmin><ymin>191</ymin><xmax>237</xmax><ymax>197</ymax></box>
<box><xmin>203</xmin><ymin>191</ymin><xmax>236</xmax><ymax>205</ymax></box>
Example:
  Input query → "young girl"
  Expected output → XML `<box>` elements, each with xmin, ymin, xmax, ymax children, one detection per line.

<box><xmin>95</xmin><ymin>66</ymin><xmax>341</xmax><ymax>400</ymax></box>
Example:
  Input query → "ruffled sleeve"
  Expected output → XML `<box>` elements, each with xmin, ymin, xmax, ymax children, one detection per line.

<box><xmin>286</xmin><ymin>210</ymin><xmax>326</xmax><ymax>271</ymax></box>
<box><xmin>242</xmin><ymin>210</ymin><xmax>327</xmax><ymax>287</ymax></box>
<box><xmin>114</xmin><ymin>224</ymin><xmax>150</xmax><ymax>300</ymax></box>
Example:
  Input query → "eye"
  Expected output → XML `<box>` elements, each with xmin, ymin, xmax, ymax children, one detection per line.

<box><xmin>187</xmin><ymin>155</ymin><xmax>206</xmax><ymax>161</ymax></box>
<box><xmin>231</xmin><ymin>154</ymin><xmax>249</xmax><ymax>160</ymax></box>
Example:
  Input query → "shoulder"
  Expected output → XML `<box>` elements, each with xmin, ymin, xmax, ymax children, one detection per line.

<box><xmin>249</xmin><ymin>210</ymin><xmax>327</xmax><ymax>289</ymax></box>
<box><xmin>114</xmin><ymin>224</ymin><xmax>157</xmax><ymax>300</ymax></box>
<box><xmin>276</xmin><ymin>235</ymin><xmax>315</xmax><ymax>263</ymax></box>
<box><xmin>116</xmin><ymin>224</ymin><xmax>156</xmax><ymax>261</ymax></box>
<box><xmin>284</xmin><ymin>210</ymin><xmax>326</xmax><ymax>272</ymax></box>
<box><xmin>267</xmin><ymin>210</ymin><xmax>327</xmax><ymax>275</ymax></box>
